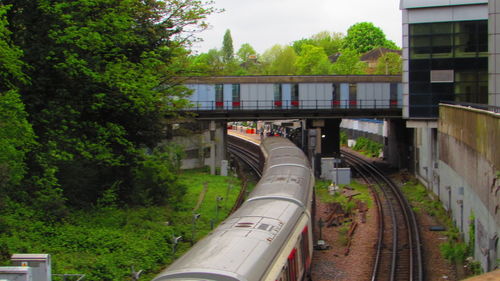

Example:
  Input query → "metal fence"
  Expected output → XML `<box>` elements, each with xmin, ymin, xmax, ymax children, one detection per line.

<box><xmin>186</xmin><ymin>99</ymin><xmax>401</xmax><ymax>111</ymax></box>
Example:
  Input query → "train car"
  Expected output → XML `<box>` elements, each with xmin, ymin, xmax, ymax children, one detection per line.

<box><xmin>152</xmin><ymin>137</ymin><xmax>315</xmax><ymax>281</ymax></box>
<box><xmin>186</xmin><ymin>80</ymin><xmax>402</xmax><ymax>111</ymax></box>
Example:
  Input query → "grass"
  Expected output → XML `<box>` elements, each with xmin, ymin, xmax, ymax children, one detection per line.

<box><xmin>400</xmin><ymin>178</ymin><xmax>486</xmax><ymax>276</ymax></box>
<box><xmin>315</xmin><ymin>179</ymin><xmax>373</xmax><ymax>209</ymax></box>
<box><xmin>0</xmin><ymin>169</ymin><xmax>243</xmax><ymax>281</ymax></box>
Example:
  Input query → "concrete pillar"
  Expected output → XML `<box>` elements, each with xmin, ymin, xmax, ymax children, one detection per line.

<box><xmin>384</xmin><ymin>119</ymin><xmax>411</xmax><ymax>169</ymax></box>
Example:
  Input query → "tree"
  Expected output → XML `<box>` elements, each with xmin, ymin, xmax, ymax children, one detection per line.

<box><xmin>222</xmin><ymin>29</ymin><xmax>234</xmax><ymax>63</ymax></box>
<box><xmin>310</xmin><ymin>31</ymin><xmax>344</xmax><ymax>56</ymax></box>
<box><xmin>331</xmin><ymin>49</ymin><xmax>367</xmax><ymax>75</ymax></box>
<box><xmin>343</xmin><ymin>22</ymin><xmax>398</xmax><ymax>53</ymax></box>
<box><xmin>0</xmin><ymin>4</ymin><xmax>35</xmax><ymax>196</ymax></box>
<box><xmin>374</xmin><ymin>52</ymin><xmax>402</xmax><ymax>75</ymax></box>
<box><xmin>3</xmin><ymin>0</ymin><xmax>216</xmax><ymax>209</ymax></box>
<box><xmin>236</xmin><ymin>43</ymin><xmax>257</xmax><ymax>62</ymax></box>
<box><xmin>295</xmin><ymin>44</ymin><xmax>332</xmax><ymax>75</ymax></box>
<box><xmin>261</xmin><ymin>45</ymin><xmax>297</xmax><ymax>75</ymax></box>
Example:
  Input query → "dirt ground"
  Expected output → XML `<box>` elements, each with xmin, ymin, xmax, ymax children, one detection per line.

<box><xmin>311</xmin><ymin>157</ymin><xmax>457</xmax><ymax>281</ymax></box>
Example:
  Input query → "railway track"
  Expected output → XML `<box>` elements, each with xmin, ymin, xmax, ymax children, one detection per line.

<box><xmin>227</xmin><ymin>134</ymin><xmax>263</xmax><ymax>177</ymax></box>
<box><xmin>341</xmin><ymin>148</ymin><xmax>423</xmax><ymax>281</ymax></box>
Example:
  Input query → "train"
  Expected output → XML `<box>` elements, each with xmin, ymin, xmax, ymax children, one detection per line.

<box><xmin>152</xmin><ymin>137</ymin><xmax>315</xmax><ymax>281</ymax></box>
<box><xmin>185</xmin><ymin>79</ymin><xmax>402</xmax><ymax>110</ymax></box>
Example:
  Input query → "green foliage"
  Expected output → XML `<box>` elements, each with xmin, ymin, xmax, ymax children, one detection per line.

<box><xmin>343</xmin><ymin>22</ymin><xmax>398</xmax><ymax>54</ymax></box>
<box><xmin>3</xmin><ymin>0</ymin><xmax>216</xmax><ymax>208</ymax></box>
<box><xmin>0</xmin><ymin>169</ymin><xmax>243</xmax><ymax>280</ymax></box>
<box><xmin>222</xmin><ymin>29</ymin><xmax>234</xmax><ymax>63</ymax></box>
<box><xmin>331</xmin><ymin>49</ymin><xmax>367</xmax><ymax>75</ymax></box>
<box><xmin>131</xmin><ymin>144</ymin><xmax>185</xmax><ymax>206</ymax></box>
<box><xmin>294</xmin><ymin>44</ymin><xmax>332</xmax><ymax>75</ymax></box>
<box><xmin>0</xmin><ymin>4</ymin><xmax>36</xmax><ymax>197</ymax></box>
<box><xmin>374</xmin><ymin>52</ymin><xmax>402</xmax><ymax>75</ymax></box>
<box><xmin>315</xmin><ymin>180</ymin><xmax>373</xmax><ymax>209</ymax></box>
<box><xmin>340</xmin><ymin>131</ymin><xmax>348</xmax><ymax>146</ymax></box>
<box><xmin>352</xmin><ymin>137</ymin><xmax>382</xmax><ymax>157</ymax></box>
<box><xmin>237</xmin><ymin>43</ymin><xmax>257</xmax><ymax>62</ymax></box>
<box><xmin>261</xmin><ymin>45</ymin><xmax>297</xmax><ymax>75</ymax></box>
<box><xmin>440</xmin><ymin>240</ymin><xmax>468</xmax><ymax>263</ymax></box>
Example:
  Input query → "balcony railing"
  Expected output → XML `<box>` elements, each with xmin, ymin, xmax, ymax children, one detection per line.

<box><xmin>186</xmin><ymin>99</ymin><xmax>401</xmax><ymax>111</ymax></box>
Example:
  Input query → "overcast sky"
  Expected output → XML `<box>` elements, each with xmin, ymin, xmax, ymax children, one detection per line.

<box><xmin>191</xmin><ymin>0</ymin><xmax>403</xmax><ymax>54</ymax></box>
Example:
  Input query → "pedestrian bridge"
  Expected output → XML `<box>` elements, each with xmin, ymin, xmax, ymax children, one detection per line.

<box><xmin>181</xmin><ymin>75</ymin><xmax>402</xmax><ymax>120</ymax></box>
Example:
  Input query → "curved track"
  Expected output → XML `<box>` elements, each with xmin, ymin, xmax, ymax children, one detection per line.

<box><xmin>341</xmin><ymin>149</ymin><xmax>423</xmax><ymax>281</ymax></box>
<box><xmin>227</xmin><ymin>134</ymin><xmax>263</xmax><ymax>177</ymax></box>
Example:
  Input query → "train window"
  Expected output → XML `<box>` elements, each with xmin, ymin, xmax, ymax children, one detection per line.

<box><xmin>332</xmin><ymin>83</ymin><xmax>340</xmax><ymax>107</ymax></box>
<box><xmin>390</xmin><ymin>83</ymin><xmax>398</xmax><ymax>107</ymax></box>
<box><xmin>349</xmin><ymin>83</ymin><xmax>357</xmax><ymax>107</ymax></box>
<box><xmin>291</xmin><ymin>84</ymin><xmax>299</xmax><ymax>108</ymax></box>
<box><xmin>301</xmin><ymin>226</ymin><xmax>310</xmax><ymax>272</ymax></box>
<box><xmin>215</xmin><ymin>84</ymin><xmax>223</xmax><ymax>108</ymax></box>
<box><xmin>287</xmin><ymin>248</ymin><xmax>298</xmax><ymax>281</ymax></box>
<box><xmin>232</xmin><ymin>84</ymin><xmax>240</xmax><ymax>108</ymax></box>
<box><xmin>274</xmin><ymin>84</ymin><xmax>282</xmax><ymax>108</ymax></box>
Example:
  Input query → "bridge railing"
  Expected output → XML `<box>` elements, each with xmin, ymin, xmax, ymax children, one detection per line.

<box><xmin>186</xmin><ymin>99</ymin><xmax>401</xmax><ymax>111</ymax></box>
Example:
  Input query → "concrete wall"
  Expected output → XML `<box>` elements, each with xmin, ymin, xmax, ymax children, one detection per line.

<box><xmin>172</xmin><ymin>121</ymin><xmax>227</xmax><ymax>173</ymax></box>
<box><xmin>489</xmin><ymin>0</ymin><xmax>500</xmax><ymax>106</ymax></box>
<box><xmin>438</xmin><ymin>104</ymin><xmax>499</xmax><ymax>271</ymax></box>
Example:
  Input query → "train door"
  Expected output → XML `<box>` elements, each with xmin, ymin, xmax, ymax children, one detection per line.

<box><xmin>291</xmin><ymin>83</ymin><xmax>299</xmax><ymax>108</ymax></box>
<box><xmin>232</xmin><ymin>84</ymin><xmax>241</xmax><ymax>109</ymax></box>
<box><xmin>300</xmin><ymin>226</ymin><xmax>311</xmax><ymax>274</ymax></box>
<box><xmin>349</xmin><ymin>83</ymin><xmax>357</xmax><ymax>108</ymax></box>
<box><xmin>215</xmin><ymin>84</ymin><xmax>224</xmax><ymax>109</ymax></box>
<box><xmin>332</xmin><ymin>83</ymin><xmax>340</xmax><ymax>108</ymax></box>
<box><xmin>287</xmin><ymin>248</ymin><xmax>298</xmax><ymax>281</ymax></box>
<box><xmin>274</xmin><ymin>83</ymin><xmax>283</xmax><ymax>108</ymax></box>
<box><xmin>390</xmin><ymin>83</ymin><xmax>398</xmax><ymax>108</ymax></box>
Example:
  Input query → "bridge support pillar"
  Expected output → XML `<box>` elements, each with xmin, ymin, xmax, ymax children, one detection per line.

<box><xmin>321</xmin><ymin>119</ymin><xmax>341</xmax><ymax>158</ymax></box>
<box><xmin>307</xmin><ymin>119</ymin><xmax>341</xmax><ymax>177</ymax></box>
<box><xmin>384</xmin><ymin>119</ymin><xmax>410</xmax><ymax>169</ymax></box>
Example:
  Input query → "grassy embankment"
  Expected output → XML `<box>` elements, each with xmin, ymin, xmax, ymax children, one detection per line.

<box><xmin>315</xmin><ymin>179</ymin><xmax>373</xmax><ymax>245</ymax></box>
<box><xmin>0</xmin><ymin>169</ymin><xmax>242</xmax><ymax>280</ymax></box>
<box><xmin>400</xmin><ymin>178</ymin><xmax>483</xmax><ymax>276</ymax></box>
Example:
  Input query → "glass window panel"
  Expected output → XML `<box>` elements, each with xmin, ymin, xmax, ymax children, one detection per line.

<box><xmin>410</xmin><ymin>71</ymin><xmax>430</xmax><ymax>82</ymax></box>
<box><xmin>410</xmin><ymin>82</ymin><xmax>431</xmax><ymax>93</ymax></box>
<box><xmin>410</xmin><ymin>24</ymin><xmax>432</xmax><ymax>35</ymax></box>
<box><xmin>232</xmin><ymin>84</ymin><xmax>240</xmax><ymax>102</ymax></box>
<box><xmin>410</xmin><ymin>47</ymin><xmax>431</xmax><ymax>59</ymax></box>
<box><xmin>455</xmin><ymin>72</ymin><xmax>477</xmax><ymax>82</ymax></box>
<box><xmin>274</xmin><ymin>84</ymin><xmax>282</xmax><ymax>100</ymax></box>
<box><xmin>432</xmin><ymin>22</ymin><xmax>452</xmax><ymax>34</ymax></box>
<box><xmin>410</xmin><ymin>36</ymin><xmax>431</xmax><ymax>48</ymax></box>
<box><xmin>409</xmin><ymin>59</ymin><xmax>430</xmax><ymax>71</ymax></box>
<box><xmin>215</xmin><ymin>84</ymin><xmax>223</xmax><ymax>101</ymax></box>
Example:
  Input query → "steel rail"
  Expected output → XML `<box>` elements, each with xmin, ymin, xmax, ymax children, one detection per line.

<box><xmin>342</xmin><ymin>149</ymin><xmax>423</xmax><ymax>281</ymax></box>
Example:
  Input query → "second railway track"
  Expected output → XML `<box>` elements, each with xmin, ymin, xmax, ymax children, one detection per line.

<box><xmin>342</xmin><ymin>148</ymin><xmax>423</xmax><ymax>281</ymax></box>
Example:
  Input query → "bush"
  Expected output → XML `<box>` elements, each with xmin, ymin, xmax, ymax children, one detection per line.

<box><xmin>352</xmin><ymin>137</ymin><xmax>382</xmax><ymax>157</ymax></box>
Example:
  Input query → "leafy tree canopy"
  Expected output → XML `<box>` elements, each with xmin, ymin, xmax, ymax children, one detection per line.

<box><xmin>236</xmin><ymin>43</ymin><xmax>257</xmax><ymax>62</ymax></box>
<box><xmin>2</xmin><ymin>0</ymin><xmax>217</xmax><ymax>211</ymax></box>
<box><xmin>261</xmin><ymin>44</ymin><xmax>297</xmax><ymax>75</ymax></box>
<box><xmin>331</xmin><ymin>49</ymin><xmax>367</xmax><ymax>75</ymax></box>
<box><xmin>0</xmin><ymin>4</ymin><xmax>35</xmax><ymax>194</ymax></box>
<box><xmin>295</xmin><ymin>44</ymin><xmax>332</xmax><ymax>75</ymax></box>
<box><xmin>343</xmin><ymin>22</ymin><xmax>398</xmax><ymax>54</ymax></box>
<box><xmin>222</xmin><ymin>29</ymin><xmax>234</xmax><ymax>63</ymax></box>
<box><xmin>374</xmin><ymin>52</ymin><xmax>402</xmax><ymax>75</ymax></box>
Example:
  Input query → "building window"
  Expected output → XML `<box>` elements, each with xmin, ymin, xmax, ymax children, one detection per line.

<box><xmin>408</xmin><ymin>20</ymin><xmax>488</xmax><ymax>117</ymax></box>
<box><xmin>232</xmin><ymin>84</ymin><xmax>240</xmax><ymax>108</ymax></box>
<box><xmin>215</xmin><ymin>84</ymin><xmax>223</xmax><ymax>108</ymax></box>
<box><xmin>291</xmin><ymin>84</ymin><xmax>299</xmax><ymax>107</ymax></box>
<box><xmin>274</xmin><ymin>84</ymin><xmax>282</xmax><ymax>108</ymax></box>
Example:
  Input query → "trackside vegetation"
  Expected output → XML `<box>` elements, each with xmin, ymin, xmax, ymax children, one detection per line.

<box><xmin>0</xmin><ymin>169</ymin><xmax>242</xmax><ymax>280</ymax></box>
